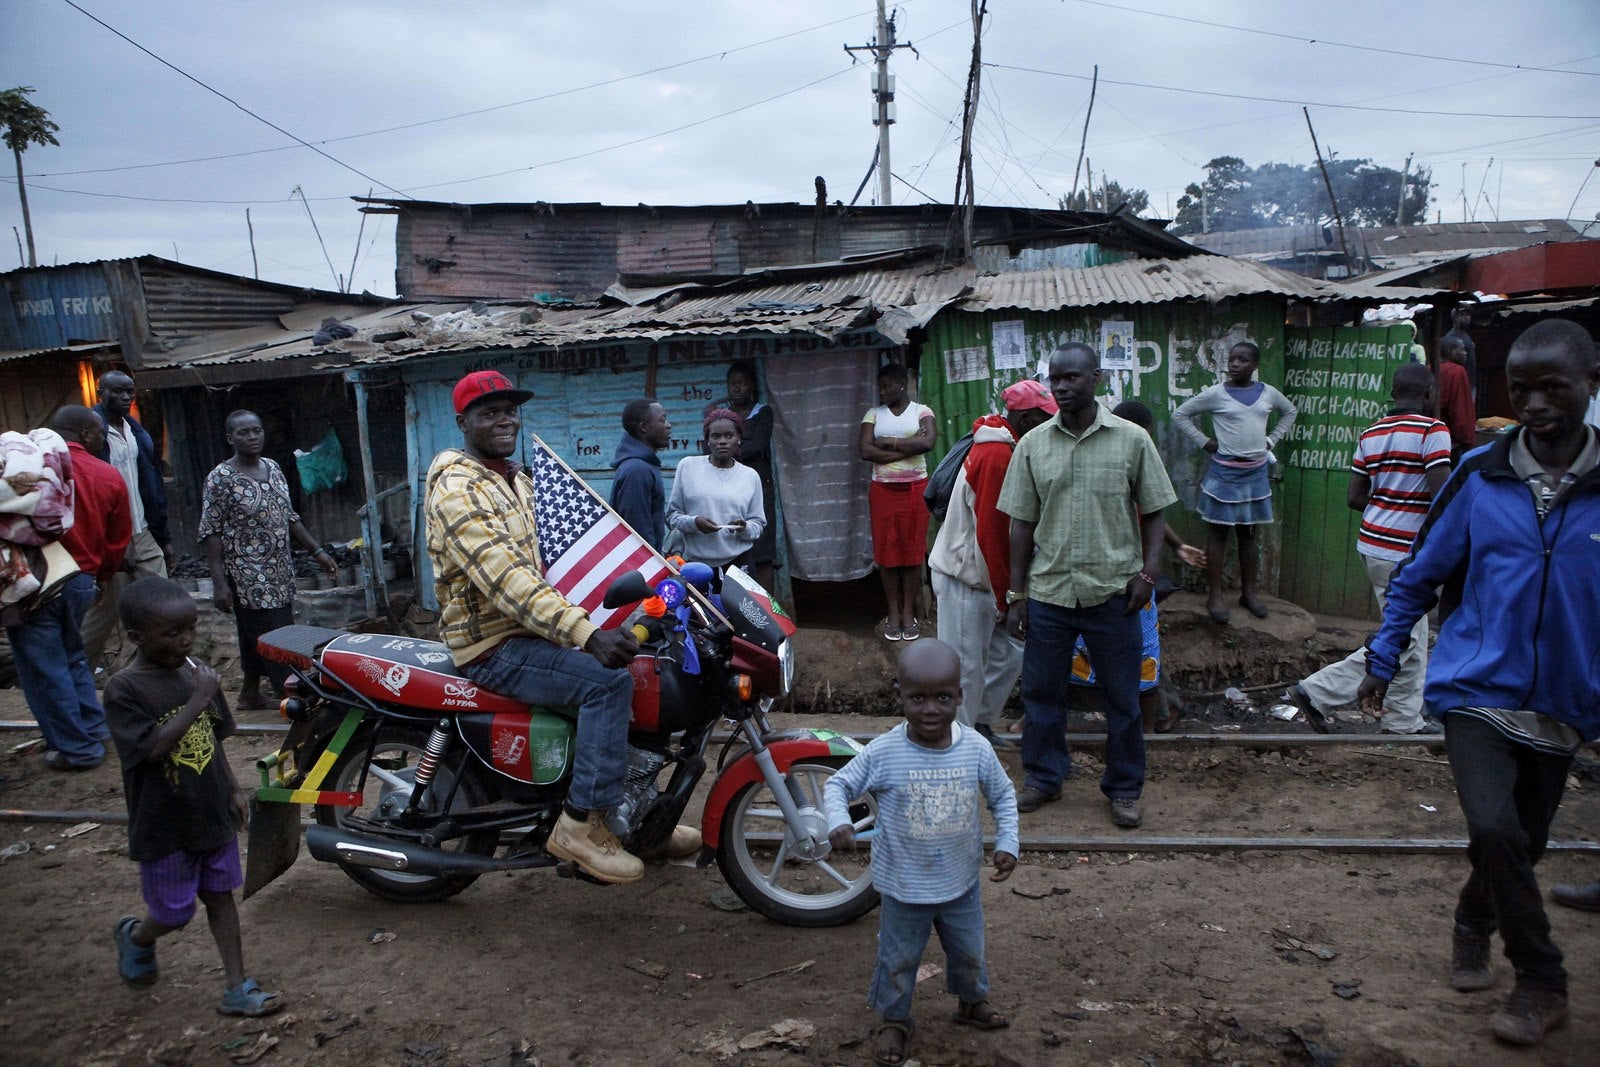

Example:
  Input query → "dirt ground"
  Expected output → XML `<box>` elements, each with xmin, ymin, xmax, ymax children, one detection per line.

<box><xmin>3</xmin><ymin>681</ymin><xmax>1598</xmax><ymax>1067</ymax></box>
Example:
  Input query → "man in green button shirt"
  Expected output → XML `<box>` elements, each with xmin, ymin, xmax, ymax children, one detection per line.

<box><xmin>998</xmin><ymin>342</ymin><xmax>1177</xmax><ymax>828</ymax></box>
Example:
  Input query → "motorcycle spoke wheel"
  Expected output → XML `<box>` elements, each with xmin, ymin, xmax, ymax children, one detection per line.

<box><xmin>717</xmin><ymin>760</ymin><xmax>879</xmax><ymax>927</ymax></box>
<box><xmin>314</xmin><ymin>727</ymin><xmax>496</xmax><ymax>904</ymax></box>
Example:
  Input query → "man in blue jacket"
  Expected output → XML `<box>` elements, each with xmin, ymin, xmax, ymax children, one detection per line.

<box><xmin>1358</xmin><ymin>318</ymin><xmax>1600</xmax><ymax>1048</ymax></box>
<box><xmin>82</xmin><ymin>369</ymin><xmax>172</xmax><ymax>671</ymax></box>
<box><xmin>608</xmin><ymin>398</ymin><xmax>671</xmax><ymax>551</ymax></box>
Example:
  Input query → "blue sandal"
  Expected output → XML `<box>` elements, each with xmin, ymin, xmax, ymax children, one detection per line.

<box><xmin>114</xmin><ymin>915</ymin><xmax>158</xmax><ymax>988</ymax></box>
<box><xmin>219</xmin><ymin>978</ymin><xmax>283</xmax><ymax>1017</ymax></box>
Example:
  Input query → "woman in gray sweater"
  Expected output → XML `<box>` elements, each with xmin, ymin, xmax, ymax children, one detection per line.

<box><xmin>1172</xmin><ymin>341</ymin><xmax>1296</xmax><ymax>624</ymax></box>
<box><xmin>666</xmin><ymin>408</ymin><xmax>766</xmax><ymax>568</ymax></box>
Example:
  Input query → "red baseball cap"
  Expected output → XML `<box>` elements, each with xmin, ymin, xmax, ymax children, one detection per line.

<box><xmin>452</xmin><ymin>370</ymin><xmax>534</xmax><ymax>414</ymax></box>
<box><xmin>1000</xmin><ymin>378</ymin><xmax>1058</xmax><ymax>415</ymax></box>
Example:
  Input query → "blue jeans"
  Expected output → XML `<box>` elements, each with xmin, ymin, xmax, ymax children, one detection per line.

<box><xmin>1020</xmin><ymin>596</ymin><xmax>1145</xmax><ymax>799</ymax></box>
<box><xmin>1446</xmin><ymin>713</ymin><xmax>1573</xmax><ymax>993</ymax></box>
<box><xmin>6</xmin><ymin>573</ymin><xmax>106</xmax><ymax>766</ymax></box>
<box><xmin>463</xmin><ymin>636</ymin><xmax>633</xmax><ymax>813</ymax></box>
<box><xmin>870</xmin><ymin>882</ymin><xmax>989</xmax><ymax>1023</ymax></box>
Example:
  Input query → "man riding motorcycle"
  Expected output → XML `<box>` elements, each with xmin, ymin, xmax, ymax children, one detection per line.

<box><xmin>424</xmin><ymin>370</ymin><xmax>699</xmax><ymax>884</ymax></box>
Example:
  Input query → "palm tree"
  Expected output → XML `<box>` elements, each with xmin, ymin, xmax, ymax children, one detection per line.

<box><xmin>1</xmin><ymin>87</ymin><xmax>61</xmax><ymax>268</ymax></box>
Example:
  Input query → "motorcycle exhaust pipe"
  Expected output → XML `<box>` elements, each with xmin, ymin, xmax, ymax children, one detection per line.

<box><xmin>305</xmin><ymin>824</ymin><xmax>545</xmax><ymax>876</ymax></box>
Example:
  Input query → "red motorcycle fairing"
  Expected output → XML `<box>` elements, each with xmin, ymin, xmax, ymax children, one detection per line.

<box><xmin>698</xmin><ymin>736</ymin><xmax>835</xmax><ymax>849</ymax></box>
<box><xmin>317</xmin><ymin>633</ymin><xmax>528</xmax><ymax>715</ymax></box>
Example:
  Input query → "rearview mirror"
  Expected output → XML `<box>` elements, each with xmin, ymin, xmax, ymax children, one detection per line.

<box><xmin>602</xmin><ymin>572</ymin><xmax>655</xmax><ymax>609</ymax></box>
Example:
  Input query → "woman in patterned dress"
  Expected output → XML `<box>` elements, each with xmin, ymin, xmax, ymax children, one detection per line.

<box><xmin>199</xmin><ymin>411</ymin><xmax>336</xmax><ymax>709</ymax></box>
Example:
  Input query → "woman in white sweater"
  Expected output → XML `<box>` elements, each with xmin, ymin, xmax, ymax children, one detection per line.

<box><xmin>666</xmin><ymin>408</ymin><xmax>766</xmax><ymax>569</ymax></box>
<box><xmin>1172</xmin><ymin>341</ymin><xmax>1296</xmax><ymax>624</ymax></box>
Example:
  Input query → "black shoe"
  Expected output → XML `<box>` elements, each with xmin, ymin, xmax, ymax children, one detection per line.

<box><xmin>42</xmin><ymin>750</ymin><xmax>103</xmax><ymax>772</ymax></box>
<box><xmin>1110</xmin><ymin>798</ymin><xmax>1142</xmax><ymax>828</ymax></box>
<box><xmin>1015</xmin><ymin>784</ymin><xmax>1061</xmax><ymax>813</ymax></box>
<box><xmin>1284</xmin><ymin>684</ymin><xmax>1335</xmax><ymax>734</ymax></box>
<box><xmin>1550</xmin><ymin>880</ymin><xmax>1600</xmax><ymax>912</ymax></box>
<box><xmin>1450</xmin><ymin>924</ymin><xmax>1495</xmax><ymax>992</ymax></box>
<box><xmin>1489</xmin><ymin>986</ymin><xmax>1567</xmax><ymax>1046</ymax></box>
<box><xmin>973</xmin><ymin>723</ymin><xmax>1014</xmax><ymax>749</ymax></box>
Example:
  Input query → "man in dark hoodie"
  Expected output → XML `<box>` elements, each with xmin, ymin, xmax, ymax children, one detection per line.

<box><xmin>608</xmin><ymin>398</ymin><xmax>671</xmax><ymax>551</ymax></box>
<box><xmin>83</xmin><ymin>369</ymin><xmax>173</xmax><ymax>672</ymax></box>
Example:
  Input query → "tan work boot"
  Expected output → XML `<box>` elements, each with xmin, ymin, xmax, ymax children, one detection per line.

<box><xmin>548</xmin><ymin>811</ymin><xmax>644</xmax><ymax>884</ymax></box>
<box><xmin>665</xmin><ymin>824</ymin><xmax>703</xmax><ymax>858</ymax></box>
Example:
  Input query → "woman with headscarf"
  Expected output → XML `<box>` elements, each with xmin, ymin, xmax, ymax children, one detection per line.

<box><xmin>666</xmin><ymin>408</ymin><xmax>766</xmax><ymax>568</ymax></box>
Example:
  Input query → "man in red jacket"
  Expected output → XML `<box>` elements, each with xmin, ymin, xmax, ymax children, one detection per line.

<box><xmin>928</xmin><ymin>379</ymin><xmax>1056</xmax><ymax>745</ymax></box>
<box><xmin>5</xmin><ymin>407</ymin><xmax>132</xmax><ymax>769</ymax></box>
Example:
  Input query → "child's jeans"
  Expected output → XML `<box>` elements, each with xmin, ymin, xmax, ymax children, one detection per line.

<box><xmin>870</xmin><ymin>882</ymin><xmax>988</xmax><ymax>1022</ymax></box>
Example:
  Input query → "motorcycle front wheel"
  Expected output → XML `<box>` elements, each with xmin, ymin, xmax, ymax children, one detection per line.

<box><xmin>716</xmin><ymin>759</ymin><xmax>879</xmax><ymax>927</ymax></box>
<box><xmin>314</xmin><ymin>726</ymin><xmax>498</xmax><ymax>903</ymax></box>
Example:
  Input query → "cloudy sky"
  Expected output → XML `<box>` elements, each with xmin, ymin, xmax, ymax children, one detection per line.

<box><xmin>6</xmin><ymin>0</ymin><xmax>1599</xmax><ymax>296</ymax></box>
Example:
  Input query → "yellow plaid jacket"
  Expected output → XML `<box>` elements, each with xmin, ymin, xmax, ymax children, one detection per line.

<box><xmin>424</xmin><ymin>449</ymin><xmax>598</xmax><ymax>665</ymax></box>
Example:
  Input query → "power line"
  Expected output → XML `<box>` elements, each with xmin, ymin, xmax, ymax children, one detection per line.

<box><xmin>1063</xmin><ymin>0</ymin><xmax>1600</xmax><ymax>77</ymax></box>
<box><xmin>1</xmin><ymin>65</ymin><xmax>858</xmax><ymax>205</ymax></box>
<box><xmin>404</xmin><ymin>67</ymin><xmax>860</xmax><ymax>193</ymax></box>
<box><xmin>30</xmin><ymin>3</ymin><xmax>898</xmax><ymax>180</ymax></box>
<box><xmin>58</xmin><ymin>0</ymin><xmax>409</xmax><ymax>198</ymax></box>
<box><xmin>987</xmin><ymin>62</ymin><xmax>1600</xmax><ymax>120</ymax></box>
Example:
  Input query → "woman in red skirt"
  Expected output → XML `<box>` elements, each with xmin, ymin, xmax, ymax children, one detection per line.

<box><xmin>858</xmin><ymin>363</ymin><xmax>937</xmax><ymax>640</ymax></box>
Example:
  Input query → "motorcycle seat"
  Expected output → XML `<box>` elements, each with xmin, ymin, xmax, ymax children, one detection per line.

<box><xmin>316</xmin><ymin>632</ymin><xmax>530</xmax><ymax>715</ymax></box>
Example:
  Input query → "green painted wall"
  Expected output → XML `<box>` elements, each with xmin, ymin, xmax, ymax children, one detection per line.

<box><xmin>1278</xmin><ymin>324</ymin><xmax>1417</xmax><ymax>619</ymax></box>
<box><xmin>917</xmin><ymin>299</ymin><xmax>1291</xmax><ymax>576</ymax></box>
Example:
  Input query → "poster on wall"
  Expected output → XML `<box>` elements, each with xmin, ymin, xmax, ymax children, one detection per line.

<box><xmin>944</xmin><ymin>346</ymin><xmax>989</xmax><ymax>384</ymax></box>
<box><xmin>1099</xmin><ymin>320</ymin><xmax>1135</xmax><ymax>370</ymax></box>
<box><xmin>990</xmin><ymin>320</ymin><xmax>1028</xmax><ymax>370</ymax></box>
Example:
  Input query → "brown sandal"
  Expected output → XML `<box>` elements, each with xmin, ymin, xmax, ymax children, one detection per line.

<box><xmin>952</xmin><ymin>999</ymin><xmax>1009</xmax><ymax>1030</ymax></box>
<box><xmin>873</xmin><ymin>1019</ymin><xmax>912</xmax><ymax>1065</ymax></box>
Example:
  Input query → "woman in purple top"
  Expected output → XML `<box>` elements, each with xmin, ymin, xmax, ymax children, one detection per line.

<box><xmin>1172</xmin><ymin>341</ymin><xmax>1297</xmax><ymax>624</ymax></box>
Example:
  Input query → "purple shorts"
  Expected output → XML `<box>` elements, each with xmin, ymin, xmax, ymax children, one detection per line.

<box><xmin>138</xmin><ymin>840</ymin><xmax>243</xmax><ymax>927</ymax></box>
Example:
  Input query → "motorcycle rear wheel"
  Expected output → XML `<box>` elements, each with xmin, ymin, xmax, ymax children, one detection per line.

<box><xmin>314</xmin><ymin>726</ymin><xmax>498</xmax><ymax>903</ymax></box>
<box><xmin>717</xmin><ymin>759</ymin><xmax>879</xmax><ymax>927</ymax></box>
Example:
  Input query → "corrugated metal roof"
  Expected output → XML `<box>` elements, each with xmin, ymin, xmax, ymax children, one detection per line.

<box><xmin>961</xmin><ymin>256</ymin><xmax>1438</xmax><ymax>311</ymax></box>
<box><xmin>1190</xmin><ymin>219</ymin><xmax>1584</xmax><ymax>261</ymax></box>
<box><xmin>136</xmin><ymin>254</ymin><xmax>1443</xmax><ymax>388</ymax></box>
<box><xmin>0</xmin><ymin>340</ymin><xmax>120</xmax><ymax>365</ymax></box>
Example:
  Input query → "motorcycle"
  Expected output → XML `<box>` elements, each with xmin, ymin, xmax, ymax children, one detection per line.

<box><xmin>244</xmin><ymin>563</ymin><xmax>881</xmax><ymax>927</ymax></box>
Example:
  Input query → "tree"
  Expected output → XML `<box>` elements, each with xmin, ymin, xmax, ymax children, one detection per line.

<box><xmin>1</xmin><ymin>87</ymin><xmax>60</xmax><ymax>268</ymax></box>
<box><xmin>1171</xmin><ymin>155</ymin><xmax>1431</xmax><ymax>235</ymax></box>
<box><xmin>1059</xmin><ymin>176</ymin><xmax>1150</xmax><ymax>216</ymax></box>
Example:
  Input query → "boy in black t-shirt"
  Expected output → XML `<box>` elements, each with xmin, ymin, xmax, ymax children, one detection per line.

<box><xmin>106</xmin><ymin>577</ymin><xmax>283</xmax><ymax>1017</ymax></box>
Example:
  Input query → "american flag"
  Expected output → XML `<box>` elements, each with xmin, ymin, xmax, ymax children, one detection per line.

<box><xmin>525</xmin><ymin>433</ymin><xmax>673</xmax><ymax>629</ymax></box>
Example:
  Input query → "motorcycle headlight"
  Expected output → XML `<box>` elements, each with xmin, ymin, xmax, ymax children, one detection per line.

<box><xmin>777</xmin><ymin>638</ymin><xmax>794</xmax><ymax>696</ymax></box>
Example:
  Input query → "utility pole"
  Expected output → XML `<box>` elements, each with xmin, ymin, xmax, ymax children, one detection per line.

<box><xmin>845</xmin><ymin>1</ymin><xmax>914</xmax><ymax>205</ymax></box>
<box><xmin>1396</xmin><ymin>153</ymin><xmax>1412</xmax><ymax>226</ymax></box>
<box><xmin>1304</xmin><ymin>108</ymin><xmax>1351</xmax><ymax>276</ymax></box>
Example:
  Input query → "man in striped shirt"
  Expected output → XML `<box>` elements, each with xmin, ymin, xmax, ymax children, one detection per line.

<box><xmin>1287</xmin><ymin>364</ymin><xmax>1451</xmax><ymax>734</ymax></box>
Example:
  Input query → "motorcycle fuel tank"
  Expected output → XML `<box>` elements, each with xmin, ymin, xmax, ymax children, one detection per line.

<box><xmin>318</xmin><ymin>634</ymin><xmax>527</xmax><ymax>715</ymax></box>
<box><xmin>456</xmin><ymin>711</ymin><xmax>574</xmax><ymax>784</ymax></box>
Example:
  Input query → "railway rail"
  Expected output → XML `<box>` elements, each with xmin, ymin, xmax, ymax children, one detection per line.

<box><xmin>6</xmin><ymin>719</ymin><xmax>1595</xmax><ymax>855</ymax></box>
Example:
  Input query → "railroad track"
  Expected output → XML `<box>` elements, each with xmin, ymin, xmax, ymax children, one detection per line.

<box><xmin>6</xmin><ymin>716</ymin><xmax>1595</xmax><ymax>855</ymax></box>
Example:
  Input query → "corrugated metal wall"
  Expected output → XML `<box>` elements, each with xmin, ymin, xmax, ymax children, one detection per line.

<box><xmin>138</xmin><ymin>263</ymin><xmax>299</xmax><ymax>345</ymax></box>
<box><xmin>389</xmin><ymin>203</ymin><xmax>1145</xmax><ymax>301</ymax></box>
<box><xmin>918</xmin><ymin>299</ymin><xmax>1290</xmax><ymax>562</ymax></box>
<box><xmin>0</xmin><ymin>263</ymin><xmax>123</xmax><ymax>349</ymax></box>
<box><xmin>1277</xmin><ymin>324</ymin><xmax>1416</xmax><ymax>618</ymax></box>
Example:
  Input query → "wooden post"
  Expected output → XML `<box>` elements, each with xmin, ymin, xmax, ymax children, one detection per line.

<box><xmin>1303</xmin><ymin>108</ymin><xmax>1351</xmax><ymax>275</ymax></box>
<box><xmin>351</xmin><ymin>376</ymin><xmax>384</xmax><ymax>619</ymax></box>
